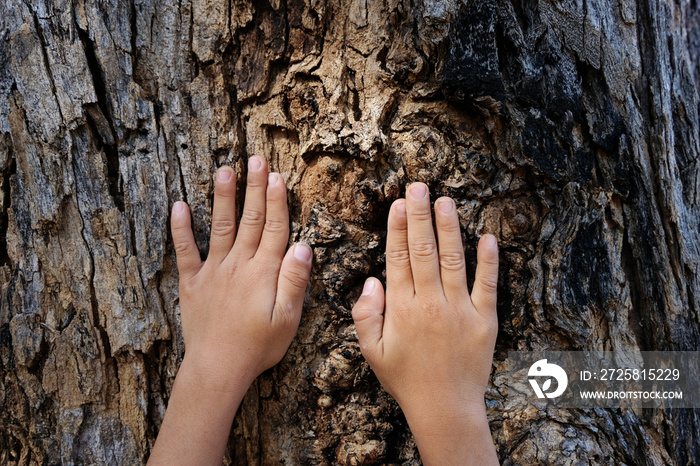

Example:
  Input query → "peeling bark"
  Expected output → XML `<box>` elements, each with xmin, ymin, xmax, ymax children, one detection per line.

<box><xmin>1</xmin><ymin>0</ymin><xmax>699</xmax><ymax>464</ymax></box>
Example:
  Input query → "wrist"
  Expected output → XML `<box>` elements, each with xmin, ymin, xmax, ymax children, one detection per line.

<box><xmin>177</xmin><ymin>350</ymin><xmax>258</xmax><ymax>401</ymax></box>
<box><xmin>151</xmin><ymin>351</ymin><xmax>255</xmax><ymax>465</ymax></box>
<box><xmin>400</xmin><ymin>399</ymin><xmax>497</xmax><ymax>466</ymax></box>
<box><xmin>393</xmin><ymin>379</ymin><xmax>487</xmax><ymax>426</ymax></box>
<box><xmin>401</xmin><ymin>396</ymin><xmax>489</xmax><ymax>434</ymax></box>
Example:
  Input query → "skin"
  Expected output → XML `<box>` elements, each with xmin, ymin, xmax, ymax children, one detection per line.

<box><xmin>149</xmin><ymin>164</ymin><xmax>499</xmax><ymax>464</ymax></box>
<box><xmin>351</xmin><ymin>182</ymin><xmax>500</xmax><ymax>465</ymax></box>
<box><xmin>148</xmin><ymin>156</ymin><xmax>313</xmax><ymax>465</ymax></box>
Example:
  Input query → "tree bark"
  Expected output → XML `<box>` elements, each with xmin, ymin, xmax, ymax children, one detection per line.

<box><xmin>1</xmin><ymin>0</ymin><xmax>699</xmax><ymax>464</ymax></box>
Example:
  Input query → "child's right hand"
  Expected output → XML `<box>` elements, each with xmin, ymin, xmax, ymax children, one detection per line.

<box><xmin>149</xmin><ymin>157</ymin><xmax>313</xmax><ymax>465</ymax></box>
<box><xmin>352</xmin><ymin>182</ymin><xmax>500</xmax><ymax>465</ymax></box>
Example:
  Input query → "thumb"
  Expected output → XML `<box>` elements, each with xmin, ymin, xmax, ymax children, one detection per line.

<box><xmin>351</xmin><ymin>278</ymin><xmax>385</xmax><ymax>362</ymax></box>
<box><xmin>273</xmin><ymin>243</ymin><xmax>313</xmax><ymax>326</ymax></box>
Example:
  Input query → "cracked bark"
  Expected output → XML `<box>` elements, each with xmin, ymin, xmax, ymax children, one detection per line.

<box><xmin>1</xmin><ymin>0</ymin><xmax>699</xmax><ymax>464</ymax></box>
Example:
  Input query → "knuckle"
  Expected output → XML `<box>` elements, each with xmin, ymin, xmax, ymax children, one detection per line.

<box><xmin>439</xmin><ymin>251</ymin><xmax>465</xmax><ymax>271</ymax></box>
<box><xmin>284</xmin><ymin>265</ymin><xmax>310</xmax><ymax>290</ymax></box>
<box><xmin>241</xmin><ymin>208</ymin><xmax>265</xmax><ymax>227</ymax></box>
<box><xmin>351</xmin><ymin>305</ymin><xmax>376</xmax><ymax>323</ymax></box>
<box><xmin>478</xmin><ymin>275</ymin><xmax>499</xmax><ymax>294</ymax></box>
<box><xmin>246</xmin><ymin>174</ymin><xmax>265</xmax><ymax>189</ymax></box>
<box><xmin>210</xmin><ymin>219</ymin><xmax>236</xmax><ymax>236</ymax></box>
<box><xmin>409</xmin><ymin>208</ymin><xmax>433</xmax><ymax>222</ymax></box>
<box><xmin>420</xmin><ymin>299</ymin><xmax>443</xmax><ymax>317</ymax></box>
<box><xmin>263</xmin><ymin>217</ymin><xmax>287</xmax><ymax>235</ymax></box>
<box><xmin>222</xmin><ymin>255</ymin><xmax>242</xmax><ymax>274</ymax></box>
<box><xmin>251</xmin><ymin>255</ymin><xmax>281</xmax><ymax>278</ymax></box>
<box><xmin>174</xmin><ymin>239</ymin><xmax>195</xmax><ymax>256</ymax></box>
<box><xmin>439</xmin><ymin>219</ymin><xmax>461</xmax><ymax>234</ymax></box>
<box><xmin>386</xmin><ymin>248</ymin><xmax>411</xmax><ymax>266</ymax></box>
<box><xmin>410</xmin><ymin>239</ymin><xmax>438</xmax><ymax>260</ymax></box>
<box><xmin>481</xmin><ymin>278</ymin><xmax>498</xmax><ymax>293</ymax></box>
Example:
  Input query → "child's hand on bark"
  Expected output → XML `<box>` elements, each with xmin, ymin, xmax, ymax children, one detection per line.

<box><xmin>149</xmin><ymin>157</ymin><xmax>312</xmax><ymax>465</ymax></box>
<box><xmin>352</xmin><ymin>182</ymin><xmax>500</xmax><ymax>465</ymax></box>
<box><xmin>170</xmin><ymin>157</ymin><xmax>313</xmax><ymax>389</ymax></box>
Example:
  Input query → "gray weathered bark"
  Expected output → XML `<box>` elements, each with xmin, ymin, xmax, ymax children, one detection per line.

<box><xmin>1</xmin><ymin>0</ymin><xmax>699</xmax><ymax>464</ymax></box>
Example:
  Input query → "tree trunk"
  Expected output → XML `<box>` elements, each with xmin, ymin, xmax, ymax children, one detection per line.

<box><xmin>1</xmin><ymin>0</ymin><xmax>699</xmax><ymax>464</ymax></box>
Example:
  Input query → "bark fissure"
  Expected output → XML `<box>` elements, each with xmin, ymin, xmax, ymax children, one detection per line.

<box><xmin>70</xmin><ymin>141</ymin><xmax>113</xmax><ymax>363</ymax></box>
<box><xmin>0</xmin><ymin>157</ymin><xmax>15</xmax><ymax>267</ymax></box>
<box><xmin>28</xmin><ymin>8</ymin><xmax>64</xmax><ymax>126</ymax></box>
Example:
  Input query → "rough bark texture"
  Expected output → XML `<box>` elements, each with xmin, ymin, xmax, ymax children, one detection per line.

<box><xmin>1</xmin><ymin>0</ymin><xmax>699</xmax><ymax>464</ymax></box>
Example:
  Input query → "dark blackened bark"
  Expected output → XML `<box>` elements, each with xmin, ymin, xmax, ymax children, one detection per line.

<box><xmin>1</xmin><ymin>0</ymin><xmax>698</xmax><ymax>464</ymax></box>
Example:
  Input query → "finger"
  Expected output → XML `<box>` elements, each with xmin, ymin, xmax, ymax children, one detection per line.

<box><xmin>470</xmin><ymin>234</ymin><xmax>499</xmax><ymax>317</ymax></box>
<box><xmin>385</xmin><ymin>199</ymin><xmax>414</xmax><ymax>296</ymax></box>
<box><xmin>208</xmin><ymin>167</ymin><xmax>236</xmax><ymax>262</ymax></box>
<box><xmin>351</xmin><ymin>277</ymin><xmax>385</xmax><ymax>363</ymax></box>
<box><xmin>171</xmin><ymin>201</ymin><xmax>202</xmax><ymax>279</ymax></box>
<box><xmin>405</xmin><ymin>183</ymin><xmax>442</xmax><ymax>296</ymax></box>
<box><xmin>434</xmin><ymin>197</ymin><xmax>469</xmax><ymax>302</ymax></box>
<box><xmin>233</xmin><ymin>156</ymin><xmax>268</xmax><ymax>258</ymax></box>
<box><xmin>208</xmin><ymin>166</ymin><xmax>237</xmax><ymax>262</ymax></box>
<box><xmin>256</xmin><ymin>173</ymin><xmax>289</xmax><ymax>261</ymax></box>
<box><xmin>272</xmin><ymin>243</ymin><xmax>313</xmax><ymax>326</ymax></box>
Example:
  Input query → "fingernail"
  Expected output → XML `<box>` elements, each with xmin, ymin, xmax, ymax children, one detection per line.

<box><xmin>437</xmin><ymin>198</ymin><xmax>454</xmax><ymax>214</ymax></box>
<box><xmin>173</xmin><ymin>201</ymin><xmax>186</xmax><ymax>214</ymax></box>
<box><xmin>248</xmin><ymin>156</ymin><xmax>262</xmax><ymax>171</ymax></box>
<box><xmin>294</xmin><ymin>243</ymin><xmax>312</xmax><ymax>263</ymax></box>
<box><xmin>409</xmin><ymin>183</ymin><xmax>428</xmax><ymax>199</ymax></box>
<box><xmin>217</xmin><ymin>168</ymin><xmax>232</xmax><ymax>182</ymax></box>
<box><xmin>395</xmin><ymin>200</ymin><xmax>406</xmax><ymax>216</ymax></box>
<box><xmin>268</xmin><ymin>173</ymin><xmax>279</xmax><ymax>186</ymax></box>
<box><xmin>362</xmin><ymin>278</ymin><xmax>375</xmax><ymax>295</ymax></box>
<box><xmin>482</xmin><ymin>234</ymin><xmax>498</xmax><ymax>248</ymax></box>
